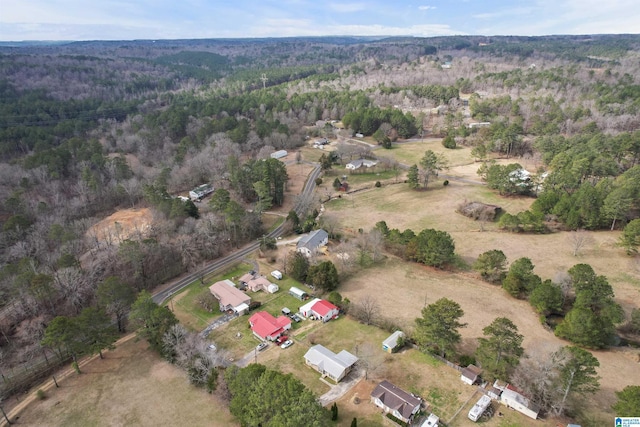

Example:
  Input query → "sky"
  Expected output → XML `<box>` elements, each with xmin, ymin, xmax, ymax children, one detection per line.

<box><xmin>1</xmin><ymin>0</ymin><xmax>639</xmax><ymax>41</ymax></box>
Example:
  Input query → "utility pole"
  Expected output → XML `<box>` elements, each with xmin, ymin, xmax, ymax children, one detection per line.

<box><xmin>260</xmin><ymin>73</ymin><xmax>268</xmax><ymax>89</ymax></box>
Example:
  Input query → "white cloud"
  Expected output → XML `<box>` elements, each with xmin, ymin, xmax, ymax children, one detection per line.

<box><xmin>418</xmin><ymin>5</ymin><xmax>436</xmax><ymax>11</ymax></box>
<box><xmin>328</xmin><ymin>3</ymin><xmax>366</xmax><ymax>13</ymax></box>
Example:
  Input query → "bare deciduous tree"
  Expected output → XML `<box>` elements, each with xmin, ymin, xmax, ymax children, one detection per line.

<box><xmin>353</xmin><ymin>295</ymin><xmax>380</xmax><ymax>326</ymax></box>
<box><xmin>567</xmin><ymin>229</ymin><xmax>594</xmax><ymax>257</ymax></box>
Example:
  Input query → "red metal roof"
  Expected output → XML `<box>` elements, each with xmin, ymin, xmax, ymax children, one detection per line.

<box><xmin>312</xmin><ymin>299</ymin><xmax>338</xmax><ymax>316</ymax></box>
<box><xmin>249</xmin><ymin>311</ymin><xmax>291</xmax><ymax>339</ymax></box>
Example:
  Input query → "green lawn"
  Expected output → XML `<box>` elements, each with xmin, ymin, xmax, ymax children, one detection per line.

<box><xmin>381</xmin><ymin>139</ymin><xmax>475</xmax><ymax>167</ymax></box>
<box><xmin>169</xmin><ymin>262</ymin><xmax>253</xmax><ymax>331</ymax></box>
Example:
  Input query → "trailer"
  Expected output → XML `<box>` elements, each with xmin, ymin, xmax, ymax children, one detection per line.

<box><xmin>468</xmin><ymin>395</ymin><xmax>491</xmax><ymax>422</ymax></box>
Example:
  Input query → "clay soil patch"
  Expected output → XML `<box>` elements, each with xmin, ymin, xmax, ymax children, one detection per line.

<box><xmin>86</xmin><ymin>207</ymin><xmax>154</xmax><ymax>244</ymax></box>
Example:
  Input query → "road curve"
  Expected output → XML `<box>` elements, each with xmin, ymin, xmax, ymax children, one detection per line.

<box><xmin>152</xmin><ymin>164</ymin><xmax>321</xmax><ymax>305</ymax></box>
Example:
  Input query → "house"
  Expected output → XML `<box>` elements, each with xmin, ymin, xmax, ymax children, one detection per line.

<box><xmin>421</xmin><ymin>413</ymin><xmax>440</xmax><ymax>427</ymax></box>
<box><xmin>289</xmin><ymin>286</ymin><xmax>308</xmax><ymax>301</ymax></box>
<box><xmin>468</xmin><ymin>395</ymin><xmax>491</xmax><ymax>422</ymax></box>
<box><xmin>498</xmin><ymin>384</ymin><xmax>539</xmax><ymax>420</ymax></box>
<box><xmin>468</xmin><ymin>122</ymin><xmax>491</xmax><ymax>129</ymax></box>
<box><xmin>370</xmin><ymin>380</ymin><xmax>422</xmax><ymax>424</ymax></box>
<box><xmin>246</xmin><ymin>276</ymin><xmax>275</xmax><ymax>293</ymax></box>
<box><xmin>460</xmin><ymin>364</ymin><xmax>482</xmax><ymax>385</ymax></box>
<box><xmin>270</xmin><ymin>150</ymin><xmax>287</xmax><ymax>159</ymax></box>
<box><xmin>248</xmin><ymin>311</ymin><xmax>291</xmax><ymax>341</ymax></box>
<box><xmin>296</xmin><ymin>229</ymin><xmax>329</xmax><ymax>257</ymax></box>
<box><xmin>382</xmin><ymin>331</ymin><xmax>405</xmax><ymax>353</ymax></box>
<box><xmin>237</xmin><ymin>272</ymin><xmax>255</xmax><ymax>290</ymax></box>
<box><xmin>303</xmin><ymin>344</ymin><xmax>358</xmax><ymax>382</ymax></box>
<box><xmin>299</xmin><ymin>298</ymin><xmax>339</xmax><ymax>322</ymax></box>
<box><xmin>189</xmin><ymin>183</ymin><xmax>214</xmax><ymax>201</ymax></box>
<box><xmin>209</xmin><ymin>280</ymin><xmax>251</xmax><ymax>314</ymax></box>
<box><xmin>346</xmin><ymin>159</ymin><xmax>378</xmax><ymax>170</ymax></box>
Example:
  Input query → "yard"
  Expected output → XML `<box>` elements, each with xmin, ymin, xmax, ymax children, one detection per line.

<box><xmin>323</xmin><ymin>159</ymin><xmax>640</xmax><ymax>426</ymax></box>
<box><xmin>10</xmin><ymin>337</ymin><xmax>237</xmax><ymax>427</ymax></box>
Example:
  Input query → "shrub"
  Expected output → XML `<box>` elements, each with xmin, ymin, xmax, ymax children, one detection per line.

<box><xmin>386</xmin><ymin>413</ymin><xmax>408</xmax><ymax>426</ymax></box>
<box><xmin>315</xmin><ymin>177</ymin><xmax>323</xmax><ymax>185</ymax></box>
<box><xmin>375</xmin><ymin>181</ymin><xmax>381</xmax><ymax>187</ymax></box>
<box><xmin>443</xmin><ymin>180</ymin><xmax>449</xmax><ymax>186</ymax></box>
<box><xmin>36</xmin><ymin>389</ymin><xmax>46</xmax><ymax>400</ymax></box>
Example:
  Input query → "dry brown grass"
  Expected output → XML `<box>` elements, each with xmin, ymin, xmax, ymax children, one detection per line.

<box><xmin>12</xmin><ymin>338</ymin><xmax>237</xmax><ymax>427</ymax></box>
<box><xmin>325</xmin><ymin>158</ymin><xmax>640</xmax><ymax>425</ymax></box>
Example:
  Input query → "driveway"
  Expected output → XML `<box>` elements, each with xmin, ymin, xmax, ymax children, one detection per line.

<box><xmin>318</xmin><ymin>366</ymin><xmax>365</xmax><ymax>406</ymax></box>
<box><xmin>200</xmin><ymin>312</ymin><xmax>238</xmax><ymax>337</ymax></box>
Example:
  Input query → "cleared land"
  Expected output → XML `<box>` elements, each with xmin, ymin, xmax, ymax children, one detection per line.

<box><xmin>324</xmin><ymin>156</ymin><xmax>640</xmax><ymax>425</ymax></box>
<box><xmin>11</xmin><ymin>337</ymin><xmax>237</xmax><ymax>427</ymax></box>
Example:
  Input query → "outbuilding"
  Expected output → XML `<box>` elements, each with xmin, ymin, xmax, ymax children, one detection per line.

<box><xmin>382</xmin><ymin>331</ymin><xmax>405</xmax><ymax>353</ymax></box>
<box><xmin>289</xmin><ymin>286</ymin><xmax>308</xmax><ymax>301</ymax></box>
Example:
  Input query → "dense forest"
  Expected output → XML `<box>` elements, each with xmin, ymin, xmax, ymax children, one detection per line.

<box><xmin>1</xmin><ymin>34</ymin><xmax>640</xmax><ymax>400</ymax></box>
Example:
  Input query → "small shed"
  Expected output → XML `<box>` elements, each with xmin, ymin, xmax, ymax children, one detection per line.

<box><xmin>382</xmin><ymin>331</ymin><xmax>405</xmax><ymax>353</ymax></box>
<box><xmin>271</xmin><ymin>270</ymin><xmax>283</xmax><ymax>280</ymax></box>
<box><xmin>267</xmin><ymin>283</ymin><xmax>279</xmax><ymax>294</ymax></box>
<box><xmin>461</xmin><ymin>364</ymin><xmax>482</xmax><ymax>385</ymax></box>
<box><xmin>289</xmin><ymin>286</ymin><xmax>308</xmax><ymax>300</ymax></box>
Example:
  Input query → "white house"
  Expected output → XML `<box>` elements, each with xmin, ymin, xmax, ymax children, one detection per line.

<box><xmin>296</xmin><ymin>229</ymin><xmax>329</xmax><ymax>257</ymax></box>
<box><xmin>299</xmin><ymin>298</ymin><xmax>339</xmax><ymax>322</ymax></box>
<box><xmin>498</xmin><ymin>384</ymin><xmax>539</xmax><ymax>420</ymax></box>
<box><xmin>189</xmin><ymin>183</ymin><xmax>214</xmax><ymax>201</ymax></box>
<box><xmin>303</xmin><ymin>344</ymin><xmax>358</xmax><ymax>382</ymax></box>
<box><xmin>370</xmin><ymin>380</ymin><xmax>422</xmax><ymax>424</ymax></box>
<box><xmin>346</xmin><ymin>159</ymin><xmax>378</xmax><ymax>170</ymax></box>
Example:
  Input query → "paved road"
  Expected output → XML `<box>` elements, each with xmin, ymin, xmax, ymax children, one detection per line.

<box><xmin>152</xmin><ymin>164</ymin><xmax>321</xmax><ymax>305</ymax></box>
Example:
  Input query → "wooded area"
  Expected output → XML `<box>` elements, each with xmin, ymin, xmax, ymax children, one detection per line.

<box><xmin>1</xmin><ymin>35</ymin><xmax>640</xmax><ymax>423</ymax></box>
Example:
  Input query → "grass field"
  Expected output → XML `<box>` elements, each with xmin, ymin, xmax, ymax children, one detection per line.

<box><xmin>380</xmin><ymin>138</ymin><xmax>476</xmax><ymax>167</ymax></box>
<box><xmin>324</xmin><ymin>157</ymin><xmax>640</xmax><ymax>426</ymax></box>
<box><xmin>12</xmin><ymin>338</ymin><xmax>238</xmax><ymax>427</ymax></box>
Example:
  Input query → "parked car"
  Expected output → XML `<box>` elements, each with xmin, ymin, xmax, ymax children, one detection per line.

<box><xmin>280</xmin><ymin>340</ymin><xmax>294</xmax><ymax>349</ymax></box>
<box><xmin>256</xmin><ymin>342</ymin><xmax>268</xmax><ymax>352</ymax></box>
<box><xmin>291</xmin><ymin>314</ymin><xmax>302</xmax><ymax>323</ymax></box>
<box><xmin>208</xmin><ymin>344</ymin><xmax>217</xmax><ymax>351</ymax></box>
<box><xmin>275</xmin><ymin>335</ymin><xmax>288</xmax><ymax>345</ymax></box>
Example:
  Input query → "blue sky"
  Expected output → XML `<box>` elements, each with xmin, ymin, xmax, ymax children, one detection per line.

<box><xmin>1</xmin><ymin>0</ymin><xmax>638</xmax><ymax>41</ymax></box>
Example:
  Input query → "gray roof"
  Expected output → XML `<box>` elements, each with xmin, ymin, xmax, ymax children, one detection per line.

<box><xmin>304</xmin><ymin>345</ymin><xmax>358</xmax><ymax>379</ymax></box>
<box><xmin>297</xmin><ymin>229</ymin><xmax>328</xmax><ymax>251</ymax></box>
<box><xmin>347</xmin><ymin>159</ymin><xmax>378</xmax><ymax>169</ymax></box>
<box><xmin>371</xmin><ymin>380</ymin><xmax>421</xmax><ymax>420</ymax></box>
<box><xmin>382</xmin><ymin>331</ymin><xmax>405</xmax><ymax>349</ymax></box>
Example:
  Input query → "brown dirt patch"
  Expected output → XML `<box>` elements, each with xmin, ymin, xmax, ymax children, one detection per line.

<box><xmin>86</xmin><ymin>207</ymin><xmax>154</xmax><ymax>244</ymax></box>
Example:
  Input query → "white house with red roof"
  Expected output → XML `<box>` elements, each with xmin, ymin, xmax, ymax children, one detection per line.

<box><xmin>248</xmin><ymin>311</ymin><xmax>292</xmax><ymax>341</ymax></box>
<box><xmin>299</xmin><ymin>298</ymin><xmax>339</xmax><ymax>322</ymax></box>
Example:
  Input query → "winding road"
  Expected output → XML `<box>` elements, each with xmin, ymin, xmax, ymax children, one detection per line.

<box><xmin>152</xmin><ymin>163</ymin><xmax>321</xmax><ymax>305</ymax></box>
